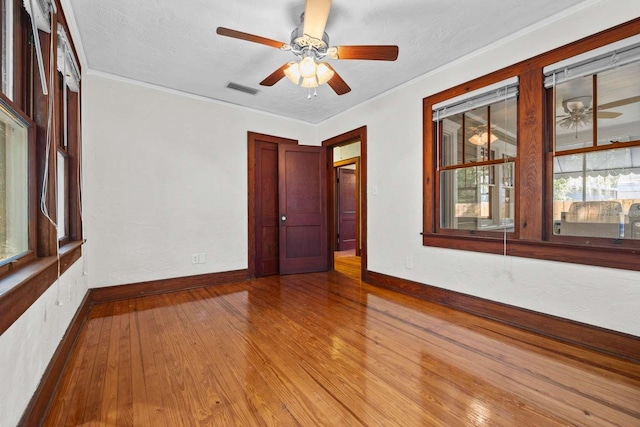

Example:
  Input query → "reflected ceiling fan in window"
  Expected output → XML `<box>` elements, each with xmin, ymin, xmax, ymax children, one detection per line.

<box><xmin>557</xmin><ymin>95</ymin><xmax>640</xmax><ymax>133</ymax></box>
<box><xmin>216</xmin><ymin>0</ymin><xmax>399</xmax><ymax>96</ymax></box>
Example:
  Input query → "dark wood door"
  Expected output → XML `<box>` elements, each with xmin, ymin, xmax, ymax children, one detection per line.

<box><xmin>255</xmin><ymin>141</ymin><xmax>280</xmax><ymax>276</ymax></box>
<box><xmin>279</xmin><ymin>144</ymin><xmax>327</xmax><ymax>274</ymax></box>
<box><xmin>337</xmin><ymin>168</ymin><xmax>357</xmax><ymax>251</ymax></box>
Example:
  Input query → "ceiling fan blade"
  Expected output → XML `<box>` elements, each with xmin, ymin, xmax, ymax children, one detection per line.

<box><xmin>260</xmin><ymin>63</ymin><xmax>290</xmax><ymax>86</ymax></box>
<box><xmin>330</xmin><ymin>45</ymin><xmax>399</xmax><ymax>61</ymax></box>
<box><xmin>597</xmin><ymin>111</ymin><xmax>623</xmax><ymax>119</ymax></box>
<box><xmin>325</xmin><ymin>64</ymin><xmax>350</xmax><ymax>95</ymax></box>
<box><xmin>303</xmin><ymin>0</ymin><xmax>332</xmax><ymax>41</ymax></box>
<box><xmin>598</xmin><ymin>96</ymin><xmax>640</xmax><ymax>110</ymax></box>
<box><xmin>557</xmin><ymin>117</ymin><xmax>573</xmax><ymax>128</ymax></box>
<box><xmin>216</xmin><ymin>27</ymin><xmax>288</xmax><ymax>49</ymax></box>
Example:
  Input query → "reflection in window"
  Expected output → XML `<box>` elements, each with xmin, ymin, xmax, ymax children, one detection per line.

<box><xmin>434</xmin><ymin>79</ymin><xmax>518</xmax><ymax>233</ymax></box>
<box><xmin>547</xmin><ymin>39</ymin><xmax>640</xmax><ymax>240</ymax></box>
<box><xmin>553</xmin><ymin>148</ymin><xmax>640</xmax><ymax>239</ymax></box>
<box><xmin>1</xmin><ymin>0</ymin><xmax>14</xmax><ymax>98</ymax></box>
<box><xmin>441</xmin><ymin>163</ymin><xmax>515</xmax><ymax>231</ymax></box>
<box><xmin>0</xmin><ymin>101</ymin><xmax>29</xmax><ymax>264</ymax></box>
<box><xmin>56</xmin><ymin>150</ymin><xmax>67</xmax><ymax>240</ymax></box>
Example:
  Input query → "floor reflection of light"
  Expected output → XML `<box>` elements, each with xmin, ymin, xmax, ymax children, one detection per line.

<box><xmin>331</xmin><ymin>334</ymin><xmax>346</xmax><ymax>360</ymax></box>
<box><xmin>468</xmin><ymin>398</ymin><xmax>491</xmax><ymax>425</ymax></box>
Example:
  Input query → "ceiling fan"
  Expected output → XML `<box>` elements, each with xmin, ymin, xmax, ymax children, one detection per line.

<box><xmin>557</xmin><ymin>95</ymin><xmax>640</xmax><ymax>131</ymax></box>
<box><xmin>216</xmin><ymin>0</ymin><xmax>399</xmax><ymax>96</ymax></box>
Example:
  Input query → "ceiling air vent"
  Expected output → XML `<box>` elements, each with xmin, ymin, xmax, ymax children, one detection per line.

<box><xmin>226</xmin><ymin>82</ymin><xmax>259</xmax><ymax>95</ymax></box>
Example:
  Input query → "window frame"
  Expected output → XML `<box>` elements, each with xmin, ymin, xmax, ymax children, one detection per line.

<box><xmin>544</xmin><ymin>58</ymin><xmax>640</xmax><ymax>249</ymax></box>
<box><xmin>0</xmin><ymin>0</ymin><xmax>83</xmax><ymax>336</ymax></box>
<box><xmin>433</xmin><ymin>84</ymin><xmax>519</xmax><ymax>239</ymax></box>
<box><xmin>423</xmin><ymin>17</ymin><xmax>640</xmax><ymax>272</ymax></box>
<box><xmin>0</xmin><ymin>91</ymin><xmax>37</xmax><ymax>276</ymax></box>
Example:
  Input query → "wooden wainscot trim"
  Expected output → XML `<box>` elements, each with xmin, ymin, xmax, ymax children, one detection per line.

<box><xmin>18</xmin><ymin>291</ymin><xmax>92</xmax><ymax>427</ymax></box>
<box><xmin>90</xmin><ymin>269</ymin><xmax>250</xmax><ymax>304</ymax></box>
<box><xmin>366</xmin><ymin>270</ymin><xmax>640</xmax><ymax>364</ymax></box>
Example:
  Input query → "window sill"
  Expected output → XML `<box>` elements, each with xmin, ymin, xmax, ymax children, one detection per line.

<box><xmin>0</xmin><ymin>241</ymin><xmax>83</xmax><ymax>335</ymax></box>
<box><xmin>422</xmin><ymin>233</ymin><xmax>640</xmax><ymax>271</ymax></box>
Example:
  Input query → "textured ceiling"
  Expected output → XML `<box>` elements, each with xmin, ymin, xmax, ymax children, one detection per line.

<box><xmin>68</xmin><ymin>0</ymin><xmax>589</xmax><ymax>124</ymax></box>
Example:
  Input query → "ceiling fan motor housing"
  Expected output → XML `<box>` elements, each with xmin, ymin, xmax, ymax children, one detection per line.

<box><xmin>290</xmin><ymin>23</ymin><xmax>330</xmax><ymax>56</ymax></box>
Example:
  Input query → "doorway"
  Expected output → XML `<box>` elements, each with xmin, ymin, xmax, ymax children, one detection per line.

<box><xmin>334</xmin><ymin>158</ymin><xmax>359</xmax><ymax>253</ymax></box>
<box><xmin>248</xmin><ymin>132</ymin><xmax>327</xmax><ymax>277</ymax></box>
<box><xmin>323</xmin><ymin>126</ymin><xmax>367</xmax><ymax>281</ymax></box>
<box><xmin>248</xmin><ymin>127</ymin><xmax>367</xmax><ymax>280</ymax></box>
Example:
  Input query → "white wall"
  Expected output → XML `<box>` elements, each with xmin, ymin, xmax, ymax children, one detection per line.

<box><xmin>82</xmin><ymin>73</ymin><xmax>317</xmax><ymax>288</ymax></box>
<box><xmin>317</xmin><ymin>0</ymin><xmax>640</xmax><ymax>337</ymax></box>
<box><xmin>0</xmin><ymin>258</ymin><xmax>88</xmax><ymax>427</ymax></box>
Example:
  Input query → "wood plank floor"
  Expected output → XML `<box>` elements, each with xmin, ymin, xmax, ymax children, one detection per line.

<box><xmin>45</xmin><ymin>270</ymin><xmax>640</xmax><ymax>426</ymax></box>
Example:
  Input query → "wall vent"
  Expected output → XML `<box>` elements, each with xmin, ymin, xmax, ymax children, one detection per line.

<box><xmin>226</xmin><ymin>82</ymin><xmax>259</xmax><ymax>95</ymax></box>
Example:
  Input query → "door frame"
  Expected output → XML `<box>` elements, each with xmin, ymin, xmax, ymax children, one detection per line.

<box><xmin>323</xmin><ymin>126</ymin><xmax>368</xmax><ymax>281</ymax></box>
<box><xmin>334</xmin><ymin>157</ymin><xmax>360</xmax><ymax>254</ymax></box>
<box><xmin>248</xmin><ymin>127</ymin><xmax>368</xmax><ymax>280</ymax></box>
<box><xmin>247</xmin><ymin>132</ymin><xmax>297</xmax><ymax>278</ymax></box>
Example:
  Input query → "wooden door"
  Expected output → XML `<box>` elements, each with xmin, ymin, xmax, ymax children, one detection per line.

<box><xmin>279</xmin><ymin>144</ymin><xmax>328</xmax><ymax>274</ymax></box>
<box><xmin>254</xmin><ymin>141</ymin><xmax>280</xmax><ymax>276</ymax></box>
<box><xmin>337</xmin><ymin>168</ymin><xmax>357</xmax><ymax>251</ymax></box>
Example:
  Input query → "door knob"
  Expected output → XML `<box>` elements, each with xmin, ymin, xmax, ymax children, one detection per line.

<box><xmin>281</xmin><ymin>215</ymin><xmax>287</xmax><ymax>224</ymax></box>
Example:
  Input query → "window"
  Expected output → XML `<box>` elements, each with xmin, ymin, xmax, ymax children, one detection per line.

<box><xmin>55</xmin><ymin>26</ymin><xmax>81</xmax><ymax>242</ymax></box>
<box><xmin>423</xmin><ymin>19</ymin><xmax>640</xmax><ymax>271</ymax></box>
<box><xmin>432</xmin><ymin>79</ymin><xmax>518</xmax><ymax>234</ymax></box>
<box><xmin>1</xmin><ymin>0</ymin><xmax>14</xmax><ymax>98</ymax></box>
<box><xmin>546</xmin><ymin>37</ymin><xmax>640</xmax><ymax>242</ymax></box>
<box><xmin>0</xmin><ymin>0</ymin><xmax>83</xmax><ymax>335</ymax></box>
<box><xmin>0</xmin><ymin>98</ymin><xmax>31</xmax><ymax>265</ymax></box>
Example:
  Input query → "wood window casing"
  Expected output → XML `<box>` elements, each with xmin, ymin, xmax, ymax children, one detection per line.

<box><xmin>423</xmin><ymin>17</ymin><xmax>640</xmax><ymax>271</ymax></box>
<box><xmin>0</xmin><ymin>0</ymin><xmax>83</xmax><ymax>335</ymax></box>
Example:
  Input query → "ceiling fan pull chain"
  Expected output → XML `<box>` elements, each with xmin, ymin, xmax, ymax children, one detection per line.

<box><xmin>308</xmin><ymin>88</ymin><xmax>312</xmax><ymax>99</ymax></box>
<box><xmin>314</xmin><ymin>88</ymin><xmax>318</xmax><ymax>98</ymax></box>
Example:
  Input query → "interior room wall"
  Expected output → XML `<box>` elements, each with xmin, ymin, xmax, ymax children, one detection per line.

<box><xmin>82</xmin><ymin>72</ymin><xmax>317</xmax><ymax>288</ymax></box>
<box><xmin>0</xmin><ymin>259</ymin><xmax>88</xmax><ymax>427</ymax></box>
<box><xmin>316</xmin><ymin>0</ymin><xmax>640</xmax><ymax>337</ymax></box>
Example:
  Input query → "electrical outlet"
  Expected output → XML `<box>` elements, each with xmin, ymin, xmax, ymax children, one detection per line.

<box><xmin>198</xmin><ymin>253</ymin><xmax>206</xmax><ymax>264</ymax></box>
<box><xmin>192</xmin><ymin>254</ymin><xmax>199</xmax><ymax>264</ymax></box>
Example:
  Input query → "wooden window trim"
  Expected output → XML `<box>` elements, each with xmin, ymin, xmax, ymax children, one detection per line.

<box><xmin>0</xmin><ymin>240</ymin><xmax>82</xmax><ymax>336</ymax></box>
<box><xmin>423</xmin><ymin>17</ymin><xmax>640</xmax><ymax>271</ymax></box>
<box><xmin>0</xmin><ymin>0</ymin><xmax>84</xmax><ymax>333</ymax></box>
<box><xmin>0</xmin><ymin>90</ymin><xmax>37</xmax><ymax>276</ymax></box>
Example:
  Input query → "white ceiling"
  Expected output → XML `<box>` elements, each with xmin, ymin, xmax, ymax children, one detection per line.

<box><xmin>68</xmin><ymin>0</ymin><xmax>589</xmax><ymax>124</ymax></box>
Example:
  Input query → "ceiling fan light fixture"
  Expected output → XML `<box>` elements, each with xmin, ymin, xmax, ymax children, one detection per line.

<box><xmin>284</xmin><ymin>61</ymin><xmax>301</xmax><ymax>84</ymax></box>
<box><xmin>562</xmin><ymin>96</ymin><xmax>592</xmax><ymax>113</ymax></box>
<box><xmin>469</xmin><ymin>130</ymin><xmax>498</xmax><ymax>146</ymax></box>
<box><xmin>298</xmin><ymin>56</ymin><xmax>318</xmax><ymax>79</ymax></box>
<box><xmin>301</xmin><ymin>76</ymin><xmax>319</xmax><ymax>88</ymax></box>
<box><xmin>316</xmin><ymin>62</ymin><xmax>334</xmax><ymax>85</ymax></box>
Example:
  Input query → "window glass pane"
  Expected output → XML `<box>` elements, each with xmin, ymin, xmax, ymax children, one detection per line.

<box><xmin>0</xmin><ymin>104</ymin><xmax>29</xmax><ymax>264</ymax></box>
<box><xmin>488</xmin><ymin>97</ymin><xmax>518</xmax><ymax>159</ymax></box>
<box><xmin>465</xmin><ymin>106</ymin><xmax>488</xmax><ymax>164</ymax></box>
<box><xmin>554</xmin><ymin>76</ymin><xmax>593</xmax><ymax>151</ymax></box>
<box><xmin>440</xmin><ymin>114</ymin><xmax>463</xmax><ymax>168</ymax></box>
<box><xmin>1</xmin><ymin>0</ymin><xmax>14</xmax><ymax>99</ymax></box>
<box><xmin>56</xmin><ymin>151</ymin><xmax>67</xmax><ymax>240</ymax></box>
<box><xmin>596</xmin><ymin>61</ymin><xmax>640</xmax><ymax>146</ymax></box>
<box><xmin>552</xmin><ymin>147</ymin><xmax>640</xmax><ymax>240</ymax></box>
<box><xmin>439</xmin><ymin>97</ymin><xmax>518</xmax><ymax>167</ymax></box>
<box><xmin>440</xmin><ymin>162</ymin><xmax>515</xmax><ymax>232</ymax></box>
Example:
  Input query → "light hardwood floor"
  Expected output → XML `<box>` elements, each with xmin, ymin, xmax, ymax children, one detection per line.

<box><xmin>45</xmin><ymin>268</ymin><xmax>640</xmax><ymax>426</ymax></box>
